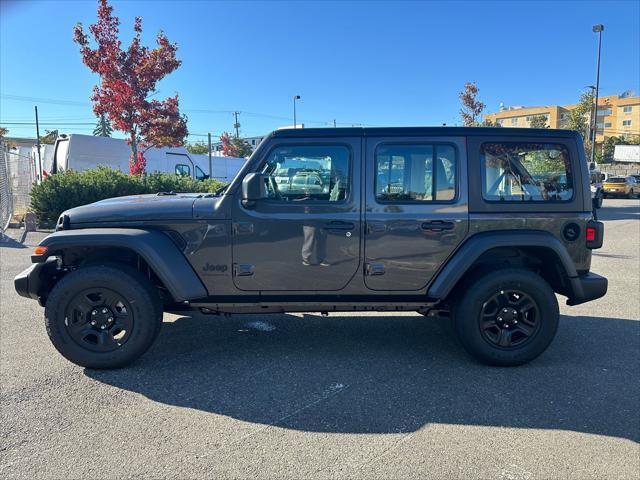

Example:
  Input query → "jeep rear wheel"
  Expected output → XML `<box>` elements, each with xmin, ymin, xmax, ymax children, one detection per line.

<box><xmin>45</xmin><ymin>265</ymin><xmax>162</xmax><ymax>369</ymax></box>
<box><xmin>453</xmin><ymin>268</ymin><xmax>559</xmax><ymax>366</ymax></box>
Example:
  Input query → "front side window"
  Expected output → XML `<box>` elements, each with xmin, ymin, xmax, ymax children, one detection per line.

<box><xmin>195</xmin><ymin>165</ymin><xmax>207</xmax><ymax>180</ymax></box>
<box><xmin>375</xmin><ymin>144</ymin><xmax>456</xmax><ymax>202</ymax></box>
<box><xmin>261</xmin><ymin>145</ymin><xmax>350</xmax><ymax>202</ymax></box>
<box><xmin>175</xmin><ymin>164</ymin><xmax>191</xmax><ymax>177</ymax></box>
<box><xmin>481</xmin><ymin>143</ymin><xmax>573</xmax><ymax>202</ymax></box>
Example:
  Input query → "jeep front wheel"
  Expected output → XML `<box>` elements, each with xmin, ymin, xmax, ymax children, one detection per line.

<box><xmin>44</xmin><ymin>265</ymin><xmax>162</xmax><ymax>369</ymax></box>
<box><xmin>453</xmin><ymin>268</ymin><xmax>559</xmax><ymax>366</ymax></box>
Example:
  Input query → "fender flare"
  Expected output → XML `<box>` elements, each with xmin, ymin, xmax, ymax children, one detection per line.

<box><xmin>35</xmin><ymin>228</ymin><xmax>207</xmax><ymax>302</ymax></box>
<box><xmin>427</xmin><ymin>230</ymin><xmax>581</xmax><ymax>300</ymax></box>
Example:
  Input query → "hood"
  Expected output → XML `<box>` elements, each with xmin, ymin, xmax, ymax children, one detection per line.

<box><xmin>63</xmin><ymin>193</ymin><xmax>203</xmax><ymax>225</ymax></box>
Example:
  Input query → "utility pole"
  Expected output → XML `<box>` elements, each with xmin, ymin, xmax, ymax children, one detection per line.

<box><xmin>208</xmin><ymin>132</ymin><xmax>212</xmax><ymax>178</ymax></box>
<box><xmin>591</xmin><ymin>24</ymin><xmax>604</xmax><ymax>167</ymax></box>
<box><xmin>333</xmin><ymin>119</ymin><xmax>337</xmax><ymax>128</ymax></box>
<box><xmin>233</xmin><ymin>111</ymin><xmax>240</xmax><ymax>138</ymax></box>
<box><xmin>34</xmin><ymin>106</ymin><xmax>42</xmax><ymax>179</ymax></box>
<box><xmin>293</xmin><ymin>95</ymin><xmax>300</xmax><ymax>128</ymax></box>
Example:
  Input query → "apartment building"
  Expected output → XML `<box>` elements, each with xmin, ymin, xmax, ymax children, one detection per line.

<box><xmin>484</xmin><ymin>91</ymin><xmax>640</xmax><ymax>145</ymax></box>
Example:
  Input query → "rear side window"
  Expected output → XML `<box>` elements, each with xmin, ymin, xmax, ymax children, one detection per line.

<box><xmin>375</xmin><ymin>144</ymin><xmax>456</xmax><ymax>202</ymax></box>
<box><xmin>481</xmin><ymin>143</ymin><xmax>573</xmax><ymax>202</ymax></box>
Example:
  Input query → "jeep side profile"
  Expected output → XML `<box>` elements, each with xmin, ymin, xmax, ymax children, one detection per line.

<box><xmin>15</xmin><ymin>127</ymin><xmax>607</xmax><ymax>369</ymax></box>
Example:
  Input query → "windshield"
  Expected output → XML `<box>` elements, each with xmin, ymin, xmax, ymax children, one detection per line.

<box><xmin>607</xmin><ymin>178</ymin><xmax>626</xmax><ymax>184</ymax></box>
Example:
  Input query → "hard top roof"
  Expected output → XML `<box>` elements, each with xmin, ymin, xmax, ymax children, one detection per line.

<box><xmin>271</xmin><ymin>126</ymin><xmax>581</xmax><ymax>139</ymax></box>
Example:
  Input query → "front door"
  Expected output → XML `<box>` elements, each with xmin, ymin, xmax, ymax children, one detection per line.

<box><xmin>231</xmin><ymin>137</ymin><xmax>361</xmax><ymax>291</ymax></box>
<box><xmin>364</xmin><ymin>136</ymin><xmax>469</xmax><ymax>291</ymax></box>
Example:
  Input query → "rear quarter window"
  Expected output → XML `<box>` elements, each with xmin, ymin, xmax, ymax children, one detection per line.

<box><xmin>481</xmin><ymin>143</ymin><xmax>574</xmax><ymax>202</ymax></box>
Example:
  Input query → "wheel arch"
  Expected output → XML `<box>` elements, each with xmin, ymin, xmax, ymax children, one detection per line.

<box><xmin>34</xmin><ymin>228</ymin><xmax>207</xmax><ymax>303</ymax></box>
<box><xmin>428</xmin><ymin>230</ymin><xmax>580</xmax><ymax>302</ymax></box>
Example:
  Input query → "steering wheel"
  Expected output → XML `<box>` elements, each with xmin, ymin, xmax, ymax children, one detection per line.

<box><xmin>267</xmin><ymin>176</ymin><xmax>282</xmax><ymax>201</ymax></box>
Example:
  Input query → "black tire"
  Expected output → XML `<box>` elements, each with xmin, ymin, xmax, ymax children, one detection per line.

<box><xmin>45</xmin><ymin>264</ymin><xmax>162</xmax><ymax>369</ymax></box>
<box><xmin>627</xmin><ymin>189</ymin><xmax>634</xmax><ymax>199</ymax></box>
<box><xmin>452</xmin><ymin>268</ymin><xmax>559</xmax><ymax>366</ymax></box>
<box><xmin>596</xmin><ymin>194</ymin><xmax>603</xmax><ymax>209</ymax></box>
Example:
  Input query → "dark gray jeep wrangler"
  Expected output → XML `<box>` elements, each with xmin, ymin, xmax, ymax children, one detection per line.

<box><xmin>15</xmin><ymin>127</ymin><xmax>607</xmax><ymax>368</ymax></box>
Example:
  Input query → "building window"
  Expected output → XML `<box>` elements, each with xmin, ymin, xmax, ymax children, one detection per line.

<box><xmin>604</xmin><ymin>122</ymin><xmax>612</xmax><ymax>128</ymax></box>
<box><xmin>597</xmin><ymin>107</ymin><xmax>612</xmax><ymax>117</ymax></box>
<box><xmin>480</xmin><ymin>143</ymin><xmax>573</xmax><ymax>202</ymax></box>
<box><xmin>623</xmin><ymin>106</ymin><xmax>633</xmax><ymax>113</ymax></box>
<box><xmin>496</xmin><ymin>119</ymin><xmax>503</xmax><ymax>125</ymax></box>
<box><xmin>375</xmin><ymin>144</ymin><xmax>456</xmax><ymax>202</ymax></box>
<box><xmin>511</xmin><ymin>118</ymin><xmax>518</xmax><ymax>125</ymax></box>
<box><xmin>560</xmin><ymin>113</ymin><xmax>567</xmax><ymax>120</ymax></box>
<box><xmin>622</xmin><ymin>120</ymin><xmax>632</xmax><ymax>127</ymax></box>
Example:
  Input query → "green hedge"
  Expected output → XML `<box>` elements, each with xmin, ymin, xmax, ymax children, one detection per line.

<box><xmin>30</xmin><ymin>167</ymin><xmax>225</xmax><ymax>226</ymax></box>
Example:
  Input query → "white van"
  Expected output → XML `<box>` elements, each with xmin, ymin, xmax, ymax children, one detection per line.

<box><xmin>48</xmin><ymin>134</ymin><xmax>246</xmax><ymax>182</ymax></box>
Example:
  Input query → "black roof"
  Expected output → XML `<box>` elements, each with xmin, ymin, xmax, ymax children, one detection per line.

<box><xmin>272</xmin><ymin>126</ymin><xmax>580</xmax><ymax>139</ymax></box>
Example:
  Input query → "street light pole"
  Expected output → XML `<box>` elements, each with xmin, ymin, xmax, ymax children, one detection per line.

<box><xmin>591</xmin><ymin>24</ymin><xmax>604</xmax><ymax>166</ymax></box>
<box><xmin>293</xmin><ymin>95</ymin><xmax>300</xmax><ymax>128</ymax></box>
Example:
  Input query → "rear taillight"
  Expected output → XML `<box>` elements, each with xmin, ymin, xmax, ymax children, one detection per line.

<box><xmin>586</xmin><ymin>220</ymin><xmax>603</xmax><ymax>249</ymax></box>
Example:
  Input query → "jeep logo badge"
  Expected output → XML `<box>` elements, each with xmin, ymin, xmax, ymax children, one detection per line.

<box><xmin>203</xmin><ymin>263</ymin><xmax>228</xmax><ymax>273</ymax></box>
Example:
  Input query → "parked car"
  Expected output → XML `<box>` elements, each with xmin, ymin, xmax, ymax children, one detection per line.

<box><xmin>602</xmin><ymin>176</ymin><xmax>638</xmax><ymax>198</ymax></box>
<box><xmin>15</xmin><ymin>127</ymin><xmax>607</xmax><ymax>369</ymax></box>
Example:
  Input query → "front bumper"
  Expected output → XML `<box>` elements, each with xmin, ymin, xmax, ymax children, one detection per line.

<box><xmin>14</xmin><ymin>259</ymin><xmax>59</xmax><ymax>303</ymax></box>
<box><xmin>567</xmin><ymin>272</ymin><xmax>608</xmax><ymax>306</ymax></box>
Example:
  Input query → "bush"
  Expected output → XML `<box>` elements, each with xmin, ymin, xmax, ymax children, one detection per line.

<box><xmin>30</xmin><ymin>167</ymin><xmax>225</xmax><ymax>226</ymax></box>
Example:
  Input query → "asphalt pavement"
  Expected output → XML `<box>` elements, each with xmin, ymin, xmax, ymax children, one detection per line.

<box><xmin>1</xmin><ymin>199</ymin><xmax>638</xmax><ymax>479</ymax></box>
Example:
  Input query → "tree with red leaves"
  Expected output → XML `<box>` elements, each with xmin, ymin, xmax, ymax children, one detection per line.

<box><xmin>74</xmin><ymin>0</ymin><xmax>188</xmax><ymax>174</ymax></box>
<box><xmin>220</xmin><ymin>132</ymin><xmax>253</xmax><ymax>158</ymax></box>
<box><xmin>459</xmin><ymin>82</ymin><xmax>487</xmax><ymax>127</ymax></box>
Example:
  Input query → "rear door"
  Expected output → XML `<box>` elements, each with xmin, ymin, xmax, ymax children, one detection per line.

<box><xmin>364</xmin><ymin>135</ymin><xmax>469</xmax><ymax>291</ymax></box>
<box><xmin>231</xmin><ymin>136</ymin><xmax>362</xmax><ymax>291</ymax></box>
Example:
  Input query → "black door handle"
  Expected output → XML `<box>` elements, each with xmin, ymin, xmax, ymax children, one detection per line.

<box><xmin>322</xmin><ymin>221</ymin><xmax>355</xmax><ymax>231</ymax></box>
<box><xmin>421</xmin><ymin>220</ymin><xmax>455</xmax><ymax>231</ymax></box>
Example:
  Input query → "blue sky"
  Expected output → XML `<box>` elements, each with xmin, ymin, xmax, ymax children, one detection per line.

<box><xmin>1</xmin><ymin>0</ymin><xmax>639</xmax><ymax>142</ymax></box>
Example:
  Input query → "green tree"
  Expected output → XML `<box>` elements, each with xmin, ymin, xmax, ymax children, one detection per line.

<box><xmin>561</xmin><ymin>91</ymin><xmax>595</xmax><ymax>158</ymax></box>
<box><xmin>529</xmin><ymin>115</ymin><xmax>548</xmax><ymax>129</ymax></box>
<box><xmin>39</xmin><ymin>129</ymin><xmax>58</xmax><ymax>145</ymax></box>
<box><xmin>0</xmin><ymin>127</ymin><xmax>8</xmax><ymax>137</ymax></box>
<box><xmin>186</xmin><ymin>141</ymin><xmax>209</xmax><ymax>155</ymax></box>
<box><xmin>93</xmin><ymin>113</ymin><xmax>113</xmax><ymax>137</ymax></box>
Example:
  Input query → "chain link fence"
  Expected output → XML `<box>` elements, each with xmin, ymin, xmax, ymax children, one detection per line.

<box><xmin>1</xmin><ymin>141</ymin><xmax>37</xmax><ymax>231</ymax></box>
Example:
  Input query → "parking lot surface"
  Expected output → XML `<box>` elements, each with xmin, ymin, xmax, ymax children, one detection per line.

<box><xmin>1</xmin><ymin>199</ymin><xmax>639</xmax><ymax>479</ymax></box>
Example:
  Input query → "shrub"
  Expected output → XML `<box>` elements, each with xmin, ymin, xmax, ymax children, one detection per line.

<box><xmin>30</xmin><ymin>167</ymin><xmax>225</xmax><ymax>226</ymax></box>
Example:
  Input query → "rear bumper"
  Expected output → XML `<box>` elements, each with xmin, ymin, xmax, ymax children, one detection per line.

<box><xmin>567</xmin><ymin>272</ymin><xmax>608</xmax><ymax>306</ymax></box>
<box><xmin>14</xmin><ymin>259</ymin><xmax>58</xmax><ymax>303</ymax></box>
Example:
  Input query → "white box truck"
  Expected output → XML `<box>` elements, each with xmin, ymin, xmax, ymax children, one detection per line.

<box><xmin>46</xmin><ymin>134</ymin><xmax>246</xmax><ymax>182</ymax></box>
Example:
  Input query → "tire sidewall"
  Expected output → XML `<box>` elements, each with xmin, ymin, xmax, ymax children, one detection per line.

<box><xmin>454</xmin><ymin>269</ymin><xmax>559</xmax><ymax>366</ymax></box>
<box><xmin>45</xmin><ymin>265</ymin><xmax>160</xmax><ymax>369</ymax></box>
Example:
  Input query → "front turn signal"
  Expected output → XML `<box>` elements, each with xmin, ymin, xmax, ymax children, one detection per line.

<box><xmin>34</xmin><ymin>246</ymin><xmax>48</xmax><ymax>255</ymax></box>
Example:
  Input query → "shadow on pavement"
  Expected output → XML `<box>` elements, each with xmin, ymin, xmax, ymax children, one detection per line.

<box><xmin>85</xmin><ymin>313</ymin><xmax>640</xmax><ymax>442</ymax></box>
<box><xmin>598</xmin><ymin>202</ymin><xmax>640</xmax><ymax>221</ymax></box>
<box><xmin>0</xmin><ymin>231</ymin><xmax>27</xmax><ymax>248</ymax></box>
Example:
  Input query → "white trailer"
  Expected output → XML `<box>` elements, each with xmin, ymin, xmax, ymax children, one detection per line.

<box><xmin>47</xmin><ymin>134</ymin><xmax>246</xmax><ymax>182</ymax></box>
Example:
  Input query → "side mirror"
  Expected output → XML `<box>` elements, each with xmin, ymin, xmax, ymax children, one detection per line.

<box><xmin>241</xmin><ymin>173</ymin><xmax>267</xmax><ymax>208</ymax></box>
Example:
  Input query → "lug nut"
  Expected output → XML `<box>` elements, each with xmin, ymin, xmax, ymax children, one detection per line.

<box><xmin>514</xmin><ymin>320</ymin><xmax>518</xmax><ymax>324</ymax></box>
<box><xmin>100</xmin><ymin>325</ymin><xmax>106</xmax><ymax>330</ymax></box>
<box><xmin>108</xmin><ymin>317</ymin><xmax>113</xmax><ymax>322</ymax></box>
<box><xmin>497</xmin><ymin>317</ymin><xmax>503</xmax><ymax>321</ymax></box>
<box><xmin>91</xmin><ymin>320</ymin><xmax>96</xmax><ymax>325</ymax></box>
<box><xmin>102</xmin><ymin>308</ymin><xmax>108</xmax><ymax>314</ymax></box>
<box><xmin>92</xmin><ymin>310</ymin><xmax>97</xmax><ymax>316</ymax></box>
